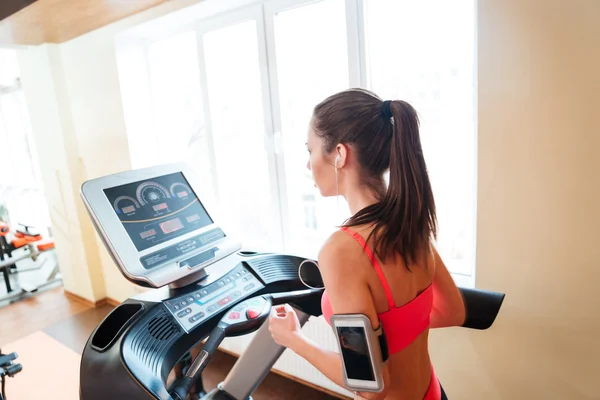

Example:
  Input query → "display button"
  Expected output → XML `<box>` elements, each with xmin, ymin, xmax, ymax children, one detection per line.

<box><xmin>228</xmin><ymin>311</ymin><xmax>241</xmax><ymax>320</ymax></box>
<box><xmin>187</xmin><ymin>296</ymin><xmax>194</xmax><ymax>303</ymax></box>
<box><xmin>241</xmin><ymin>269</ymin><xmax>247</xmax><ymax>274</ymax></box>
<box><xmin>180</xmin><ymin>300</ymin><xmax>187</xmax><ymax>306</ymax></box>
<box><xmin>177</xmin><ymin>308</ymin><xmax>192</xmax><ymax>318</ymax></box>
<box><xmin>189</xmin><ymin>312</ymin><xmax>205</xmax><ymax>323</ymax></box>
<box><xmin>194</xmin><ymin>293</ymin><xmax>201</xmax><ymax>299</ymax></box>
<box><xmin>218</xmin><ymin>281</ymin><xmax>225</xmax><ymax>287</ymax></box>
<box><xmin>201</xmin><ymin>290</ymin><xmax>208</xmax><ymax>295</ymax></box>
<box><xmin>224</xmin><ymin>277</ymin><xmax>231</xmax><ymax>283</ymax></box>
<box><xmin>218</xmin><ymin>297</ymin><xmax>231</xmax><ymax>306</ymax></box>
<box><xmin>236</xmin><ymin>272</ymin><xmax>241</xmax><ymax>277</ymax></box>
<box><xmin>173</xmin><ymin>304</ymin><xmax>180</xmax><ymax>311</ymax></box>
<box><xmin>246</xmin><ymin>309</ymin><xmax>260</xmax><ymax>319</ymax></box>
<box><xmin>207</xmin><ymin>305</ymin><xmax>216</xmax><ymax>313</ymax></box>
<box><xmin>248</xmin><ymin>298</ymin><xmax>262</xmax><ymax>307</ymax></box>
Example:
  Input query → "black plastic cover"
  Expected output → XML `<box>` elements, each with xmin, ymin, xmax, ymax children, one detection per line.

<box><xmin>459</xmin><ymin>287</ymin><xmax>505</xmax><ymax>330</ymax></box>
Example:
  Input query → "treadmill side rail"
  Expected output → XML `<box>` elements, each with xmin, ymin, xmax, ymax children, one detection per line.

<box><xmin>459</xmin><ymin>287</ymin><xmax>505</xmax><ymax>330</ymax></box>
<box><xmin>219</xmin><ymin>308</ymin><xmax>311</xmax><ymax>400</ymax></box>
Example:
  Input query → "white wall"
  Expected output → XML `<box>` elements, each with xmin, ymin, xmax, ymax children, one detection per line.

<box><xmin>58</xmin><ymin>25</ymin><xmax>139</xmax><ymax>303</ymax></box>
<box><xmin>429</xmin><ymin>0</ymin><xmax>600</xmax><ymax>398</ymax></box>
<box><xmin>16</xmin><ymin>0</ymin><xmax>600</xmax><ymax>397</ymax></box>
<box><xmin>17</xmin><ymin>45</ymin><xmax>102</xmax><ymax>301</ymax></box>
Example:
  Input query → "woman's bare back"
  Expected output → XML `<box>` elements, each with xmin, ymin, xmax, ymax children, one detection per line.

<box><xmin>351</xmin><ymin>225</ymin><xmax>436</xmax><ymax>400</ymax></box>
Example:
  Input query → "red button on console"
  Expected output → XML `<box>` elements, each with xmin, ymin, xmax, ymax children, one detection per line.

<box><xmin>218</xmin><ymin>297</ymin><xmax>230</xmax><ymax>306</ymax></box>
<box><xmin>229</xmin><ymin>311</ymin><xmax>241</xmax><ymax>320</ymax></box>
<box><xmin>246</xmin><ymin>309</ymin><xmax>261</xmax><ymax>319</ymax></box>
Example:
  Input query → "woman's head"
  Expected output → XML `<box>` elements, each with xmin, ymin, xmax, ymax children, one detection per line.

<box><xmin>307</xmin><ymin>88</ymin><xmax>437</xmax><ymax>268</ymax></box>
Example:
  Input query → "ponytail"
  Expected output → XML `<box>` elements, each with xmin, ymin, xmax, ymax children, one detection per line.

<box><xmin>344</xmin><ymin>100</ymin><xmax>437</xmax><ymax>269</ymax></box>
<box><xmin>383</xmin><ymin>100</ymin><xmax>437</xmax><ymax>268</ymax></box>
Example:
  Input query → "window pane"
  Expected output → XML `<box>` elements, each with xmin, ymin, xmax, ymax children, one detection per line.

<box><xmin>0</xmin><ymin>98</ymin><xmax>15</xmax><ymax>186</ymax></box>
<box><xmin>0</xmin><ymin>48</ymin><xmax>20</xmax><ymax>86</ymax></box>
<box><xmin>0</xmin><ymin>92</ymin><xmax>37</xmax><ymax>187</ymax></box>
<box><xmin>273</xmin><ymin>0</ymin><xmax>351</xmax><ymax>258</ymax></box>
<box><xmin>203</xmin><ymin>20</ymin><xmax>277</xmax><ymax>250</ymax></box>
<box><xmin>0</xmin><ymin>49</ymin><xmax>51</xmax><ymax>232</ymax></box>
<box><xmin>147</xmin><ymin>32</ymin><xmax>215</xmax><ymax>206</ymax></box>
<box><xmin>364</xmin><ymin>0</ymin><xmax>476</xmax><ymax>275</ymax></box>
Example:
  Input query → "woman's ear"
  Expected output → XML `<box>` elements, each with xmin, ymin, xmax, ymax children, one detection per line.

<box><xmin>335</xmin><ymin>143</ymin><xmax>349</xmax><ymax>168</ymax></box>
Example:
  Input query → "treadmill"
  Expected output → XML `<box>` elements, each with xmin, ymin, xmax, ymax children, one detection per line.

<box><xmin>78</xmin><ymin>163</ymin><xmax>505</xmax><ymax>400</ymax></box>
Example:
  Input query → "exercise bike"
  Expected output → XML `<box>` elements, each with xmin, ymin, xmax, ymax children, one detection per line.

<box><xmin>78</xmin><ymin>164</ymin><xmax>506</xmax><ymax>400</ymax></box>
<box><xmin>0</xmin><ymin>221</ymin><xmax>60</xmax><ymax>302</ymax></box>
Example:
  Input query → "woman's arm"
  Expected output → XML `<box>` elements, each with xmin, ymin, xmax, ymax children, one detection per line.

<box><xmin>269</xmin><ymin>302</ymin><xmax>346</xmax><ymax>388</ymax></box>
<box><xmin>429</xmin><ymin>245</ymin><xmax>466</xmax><ymax>328</ymax></box>
<box><xmin>289</xmin><ymin>332</ymin><xmax>346</xmax><ymax>388</ymax></box>
<box><xmin>315</xmin><ymin>233</ymin><xmax>390</xmax><ymax>399</ymax></box>
<box><xmin>269</xmin><ymin>232</ymin><xmax>390</xmax><ymax>399</ymax></box>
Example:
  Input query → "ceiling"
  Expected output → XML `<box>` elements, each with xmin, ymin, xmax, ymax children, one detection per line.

<box><xmin>0</xmin><ymin>0</ymin><xmax>171</xmax><ymax>45</ymax></box>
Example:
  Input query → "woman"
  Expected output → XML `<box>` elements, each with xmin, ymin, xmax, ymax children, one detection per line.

<box><xmin>268</xmin><ymin>88</ymin><xmax>466</xmax><ymax>400</ymax></box>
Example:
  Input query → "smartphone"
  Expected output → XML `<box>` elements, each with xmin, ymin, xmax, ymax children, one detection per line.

<box><xmin>329</xmin><ymin>314</ymin><xmax>385</xmax><ymax>393</ymax></box>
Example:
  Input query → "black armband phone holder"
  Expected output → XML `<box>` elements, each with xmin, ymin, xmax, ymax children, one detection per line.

<box><xmin>374</xmin><ymin>324</ymin><xmax>389</xmax><ymax>362</ymax></box>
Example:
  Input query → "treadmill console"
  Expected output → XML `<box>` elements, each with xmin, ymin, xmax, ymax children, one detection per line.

<box><xmin>163</xmin><ymin>263</ymin><xmax>264</xmax><ymax>333</ymax></box>
<box><xmin>81</xmin><ymin>163</ymin><xmax>242</xmax><ymax>288</ymax></box>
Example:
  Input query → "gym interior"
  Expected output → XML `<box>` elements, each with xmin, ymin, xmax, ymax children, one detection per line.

<box><xmin>0</xmin><ymin>0</ymin><xmax>598</xmax><ymax>399</ymax></box>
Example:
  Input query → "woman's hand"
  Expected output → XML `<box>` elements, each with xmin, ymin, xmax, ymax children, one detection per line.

<box><xmin>268</xmin><ymin>304</ymin><xmax>303</xmax><ymax>350</ymax></box>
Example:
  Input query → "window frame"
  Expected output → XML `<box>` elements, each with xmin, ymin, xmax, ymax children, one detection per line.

<box><xmin>116</xmin><ymin>0</ymin><xmax>477</xmax><ymax>287</ymax></box>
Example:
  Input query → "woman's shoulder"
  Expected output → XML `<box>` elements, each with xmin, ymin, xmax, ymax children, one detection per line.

<box><xmin>317</xmin><ymin>225</ymin><xmax>374</xmax><ymax>271</ymax></box>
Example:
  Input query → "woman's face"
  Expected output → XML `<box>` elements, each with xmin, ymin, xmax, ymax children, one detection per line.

<box><xmin>306</xmin><ymin>125</ymin><xmax>336</xmax><ymax>197</ymax></box>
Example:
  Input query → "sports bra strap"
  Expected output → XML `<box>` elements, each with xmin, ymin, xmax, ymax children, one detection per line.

<box><xmin>340</xmin><ymin>227</ymin><xmax>396</xmax><ymax>309</ymax></box>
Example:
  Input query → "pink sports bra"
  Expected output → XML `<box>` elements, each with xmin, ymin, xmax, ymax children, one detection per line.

<box><xmin>321</xmin><ymin>226</ymin><xmax>434</xmax><ymax>354</ymax></box>
<box><xmin>321</xmin><ymin>227</ymin><xmax>442</xmax><ymax>399</ymax></box>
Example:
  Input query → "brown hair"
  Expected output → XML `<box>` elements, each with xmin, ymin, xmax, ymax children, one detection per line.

<box><xmin>312</xmin><ymin>88</ymin><xmax>437</xmax><ymax>270</ymax></box>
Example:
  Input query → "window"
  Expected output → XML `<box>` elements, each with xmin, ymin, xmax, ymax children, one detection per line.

<box><xmin>269</xmin><ymin>0</ymin><xmax>352</xmax><ymax>258</ymax></box>
<box><xmin>364</xmin><ymin>0</ymin><xmax>477</xmax><ymax>278</ymax></box>
<box><xmin>0</xmin><ymin>49</ymin><xmax>50</xmax><ymax>234</ymax></box>
<box><xmin>118</xmin><ymin>0</ymin><xmax>477</xmax><ymax>284</ymax></box>
<box><xmin>145</xmin><ymin>32</ymin><xmax>217</xmax><ymax>207</ymax></box>
<box><xmin>202</xmin><ymin>19</ymin><xmax>279</xmax><ymax>251</ymax></box>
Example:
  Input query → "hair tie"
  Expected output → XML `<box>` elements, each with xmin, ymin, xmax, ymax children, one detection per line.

<box><xmin>381</xmin><ymin>100</ymin><xmax>393</xmax><ymax>119</ymax></box>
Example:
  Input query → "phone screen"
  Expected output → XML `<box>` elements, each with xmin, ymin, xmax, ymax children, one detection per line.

<box><xmin>336</xmin><ymin>326</ymin><xmax>375</xmax><ymax>381</ymax></box>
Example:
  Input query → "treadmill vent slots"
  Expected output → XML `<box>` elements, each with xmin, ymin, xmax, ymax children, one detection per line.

<box><xmin>245</xmin><ymin>255</ymin><xmax>300</xmax><ymax>284</ymax></box>
<box><xmin>148</xmin><ymin>315</ymin><xmax>178</xmax><ymax>340</ymax></box>
<box><xmin>127</xmin><ymin>307</ymin><xmax>181</xmax><ymax>374</ymax></box>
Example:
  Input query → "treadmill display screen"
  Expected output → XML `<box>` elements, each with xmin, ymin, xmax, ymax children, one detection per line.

<box><xmin>103</xmin><ymin>172</ymin><xmax>214</xmax><ymax>252</ymax></box>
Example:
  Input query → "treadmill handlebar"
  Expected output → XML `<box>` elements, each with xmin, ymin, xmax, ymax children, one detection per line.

<box><xmin>169</xmin><ymin>324</ymin><xmax>227</xmax><ymax>400</ymax></box>
<box><xmin>267</xmin><ymin>288</ymin><xmax>323</xmax><ymax>305</ymax></box>
<box><xmin>459</xmin><ymin>287</ymin><xmax>505</xmax><ymax>330</ymax></box>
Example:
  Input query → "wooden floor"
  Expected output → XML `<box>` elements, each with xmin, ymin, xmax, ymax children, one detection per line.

<box><xmin>0</xmin><ymin>287</ymin><xmax>340</xmax><ymax>399</ymax></box>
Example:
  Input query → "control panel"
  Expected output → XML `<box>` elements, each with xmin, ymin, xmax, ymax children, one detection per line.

<box><xmin>163</xmin><ymin>263</ymin><xmax>264</xmax><ymax>332</ymax></box>
<box><xmin>221</xmin><ymin>295</ymin><xmax>269</xmax><ymax>326</ymax></box>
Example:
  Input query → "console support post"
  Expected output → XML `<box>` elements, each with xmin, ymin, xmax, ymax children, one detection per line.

<box><xmin>219</xmin><ymin>307</ymin><xmax>310</xmax><ymax>400</ymax></box>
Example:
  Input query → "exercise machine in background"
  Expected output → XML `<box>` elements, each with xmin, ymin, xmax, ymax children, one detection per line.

<box><xmin>0</xmin><ymin>349</ymin><xmax>22</xmax><ymax>400</ymax></box>
<box><xmin>0</xmin><ymin>221</ymin><xmax>61</xmax><ymax>304</ymax></box>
